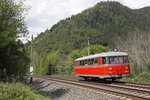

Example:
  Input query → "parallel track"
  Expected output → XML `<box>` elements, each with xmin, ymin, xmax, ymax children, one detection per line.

<box><xmin>37</xmin><ymin>76</ymin><xmax>150</xmax><ymax>100</ymax></box>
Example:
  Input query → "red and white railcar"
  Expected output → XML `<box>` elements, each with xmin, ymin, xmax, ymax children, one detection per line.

<box><xmin>75</xmin><ymin>52</ymin><xmax>130</xmax><ymax>81</ymax></box>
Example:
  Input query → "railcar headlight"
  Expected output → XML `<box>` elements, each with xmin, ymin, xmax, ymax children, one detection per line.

<box><xmin>109</xmin><ymin>67</ymin><xmax>112</xmax><ymax>71</ymax></box>
<box><xmin>125</xmin><ymin>67</ymin><xmax>128</xmax><ymax>70</ymax></box>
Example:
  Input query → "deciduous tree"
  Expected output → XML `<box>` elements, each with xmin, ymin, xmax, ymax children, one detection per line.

<box><xmin>0</xmin><ymin>0</ymin><xmax>29</xmax><ymax>82</ymax></box>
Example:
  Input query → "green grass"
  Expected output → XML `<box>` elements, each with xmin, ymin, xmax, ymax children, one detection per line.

<box><xmin>0</xmin><ymin>83</ymin><xmax>48</xmax><ymax>100</ymax></box>
<box><xmin>122</xmin><ymin>72</ymin><xmax>150</xmax><ymax>84</ymax></box>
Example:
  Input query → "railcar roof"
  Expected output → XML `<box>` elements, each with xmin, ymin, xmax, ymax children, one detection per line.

<box><xmin>75</xmin><ymin>52</ymin><xmax>128</xmax><ymax>61</ymax></box>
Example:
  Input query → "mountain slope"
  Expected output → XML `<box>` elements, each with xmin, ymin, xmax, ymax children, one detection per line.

<box><xmin>33</xmin><ymin>1</ymin><xmax>150</xmax><ymax>56</ymax></box>
<box><xmin>135</xmin><ymin>7</ymin><xmax>150</xmax><ymax>17</ymax></box>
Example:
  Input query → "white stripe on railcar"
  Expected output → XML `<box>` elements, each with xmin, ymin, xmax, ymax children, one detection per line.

<box><xmin>75</xmin><ymin>52</ymin><xmax>128</xmax><ymax>61</ymax></box>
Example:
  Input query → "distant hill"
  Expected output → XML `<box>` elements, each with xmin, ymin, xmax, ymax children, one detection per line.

<box><xmin>32</xmin><ymin>1</ymin><xmax>150</xmax><ymax>55</ymax></box>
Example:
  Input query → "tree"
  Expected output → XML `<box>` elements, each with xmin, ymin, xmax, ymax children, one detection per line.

<box><xmin>115</xmin><ymin>29</ymin><xmax>150</xmax><ymax>73</ymax></box>
<box><xmin>0</xmin><ymin>0</ymin><xmax>28</xmax><ymax>47</ymax></box>
<box><xmin>0</xmin><ymin>0</ymin><xmax>29</xmax><ymax>82</ymax></box>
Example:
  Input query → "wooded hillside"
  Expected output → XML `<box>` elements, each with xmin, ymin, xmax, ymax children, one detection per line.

<box><xmin>27</xmin><ymin>1</ymin><xmax>150</xmax><ymax>83</ymax></box>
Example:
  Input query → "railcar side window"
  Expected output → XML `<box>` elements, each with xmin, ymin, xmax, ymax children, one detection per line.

<box><xmin>80</xmin><ymin>60</ymin><xmax>84</xmax><ymax>66</ymax></box>
<box><xmin>79</xmin><ymin>61</ymin><xmax>81</xmax><ymax>66</ymax></box>
<box><xmin>102</xmin><ymin>57</ymin><xmax>106</xmax><ymax>64</ymax></box>
<box><xmin>88</xmin><ymin>59</ymin><xmax>91</xmax><ymax>65</ymax></box>
<box><xmin>85</xmin><ymin>60</ymin><xmax>88</xmax><ymax>66</ymax></box>
<box><xmin>91</xmin><ymin>59</ymin><xmax>94</xmax><ymax>65</ymax></box>
<box><xmin>94</xmin><ymin>58</ymin><xmax>98</xmax><ymax>65</ymax></box>
<box><xmin>78</xmin><ymin>58</ymin><xmax>99</xmax><ymax>66</ymax></box>
<box><xmin>76</xmin><ymin>61</ymin><xmax>79</xmax><ymax>66</ymax></box>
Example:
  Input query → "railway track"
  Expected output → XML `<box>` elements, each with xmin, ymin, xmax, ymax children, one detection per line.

<box><xmin>38</xmin><ymin>76</ymin><xmax>150</xmax><ymax>100</ymax></box>
<box><xmin>109</xmin><ymin>82</ymin><xmax>150</xmax><ymax>92</ymax></box>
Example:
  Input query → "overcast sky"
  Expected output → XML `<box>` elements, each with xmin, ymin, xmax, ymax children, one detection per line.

<box><xmin>22</xmin><ymin>0</ymin><xmax>150</xmax><ymax>42</ymax></box>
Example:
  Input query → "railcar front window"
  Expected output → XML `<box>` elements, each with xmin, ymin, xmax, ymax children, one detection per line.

<box><xmin>118</xmin><ymin>56</ymin><xmax>129</xmax><ymax>64</ymax></box>
<box><xmin>108</xmin><ymin>56</ymin><xmax>118</xmax><ymax>64</ymax></box>
<box><xmin>118</xmin><ymin>57</ymin><xmax>124</xmax><ymax>64</ymax></box>
<box><xmin>123</xmin><ymin>56</ymin><xmax>129</xmax><ymax>63</ymax></box>
<box><xmin>108</xmin><ymin>56</ymin><xmax>129</xmax><ymax>64</ymax></box>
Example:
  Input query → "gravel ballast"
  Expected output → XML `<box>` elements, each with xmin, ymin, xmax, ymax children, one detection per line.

<box><xmin>32</xmin><ymin>78</ymin><xmax>121</xmax><ymax>100</ymax></box>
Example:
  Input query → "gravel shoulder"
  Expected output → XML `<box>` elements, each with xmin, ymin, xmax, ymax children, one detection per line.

<box><xmin>31</xmin><ymin>78</ymin><xmax>120</xmax><ymax>100</ymax></box>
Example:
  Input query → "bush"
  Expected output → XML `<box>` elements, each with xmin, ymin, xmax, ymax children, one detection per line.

<box><xmin>134</xmin><ymin>72</ymin><xmax>150</xmax><ymax>83</ymax></box>
<box><xmin>122</xmin><ymin>72</ymin><xmax>150</xmax><ymax>84</ymax></box>
<box><xmin>0</xmin><ymin>83</ymin><xmax>48</xmax><ymax>100</ymax></box>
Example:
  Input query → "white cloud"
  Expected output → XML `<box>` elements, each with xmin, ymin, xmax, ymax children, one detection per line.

<box><xmin>22</xmin><ymin>0</ymin><xmax>150</xmax><ymax>42</ymax></box>
<box><xmin>122</xmin><ymin>0</ymin><xmax>150</xmax><ymax>9</ymax></box>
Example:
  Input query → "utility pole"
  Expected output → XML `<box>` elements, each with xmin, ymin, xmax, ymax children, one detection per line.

<box><xmin>30</xmin><ymin>35</ymin><xmax>33</xmax><ymax>82</ymax></box>
<box><xmin>30</xmin><ymin>35</ymin><xmax>33</xmax><ymax>66</ymax></box>
<box><xmin>88</xmin><ymin>37</ymin><xmax>90</xmax><ymax>55</ymax></box>
<box><xmin>40</xmin><ymin>59</ymin><xmax>42</xmax><ymax>76</ymax></box>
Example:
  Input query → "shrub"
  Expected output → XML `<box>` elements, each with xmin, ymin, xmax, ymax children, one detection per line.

<box><xmin>135</xmin><ymin>72</ymin><xmax>150</xmax><ymax>83</ymax></box>
<box><xmin>122</xmin><ymin>72</ymin><xmax>150</xmax><ymax>84</ymax></box>
<box><xmin>0</xmin><ymin>83</ymin><xmax>48</xmax><ymax>100</ymax></box>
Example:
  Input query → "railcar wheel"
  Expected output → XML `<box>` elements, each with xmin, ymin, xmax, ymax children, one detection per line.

<box><xmin>92</xmin><ymin>77</ymin><xmax>99</xmax><ymax>81</ymax></box>
<box><xmin>111</xmin><ymin>78</ymin><xmax>116</xmax><ymax>82</ymax></box>
<box><xmin>83</xmin><ymin>77</ymin><xmax>89</xmax><ymax>80</ymax></box>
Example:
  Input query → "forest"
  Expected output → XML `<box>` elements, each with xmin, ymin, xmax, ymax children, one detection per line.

<box><xmin>26</xmin><ymin>1</ymin><xmax>150</xmax><ymax>83</ymax></box>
